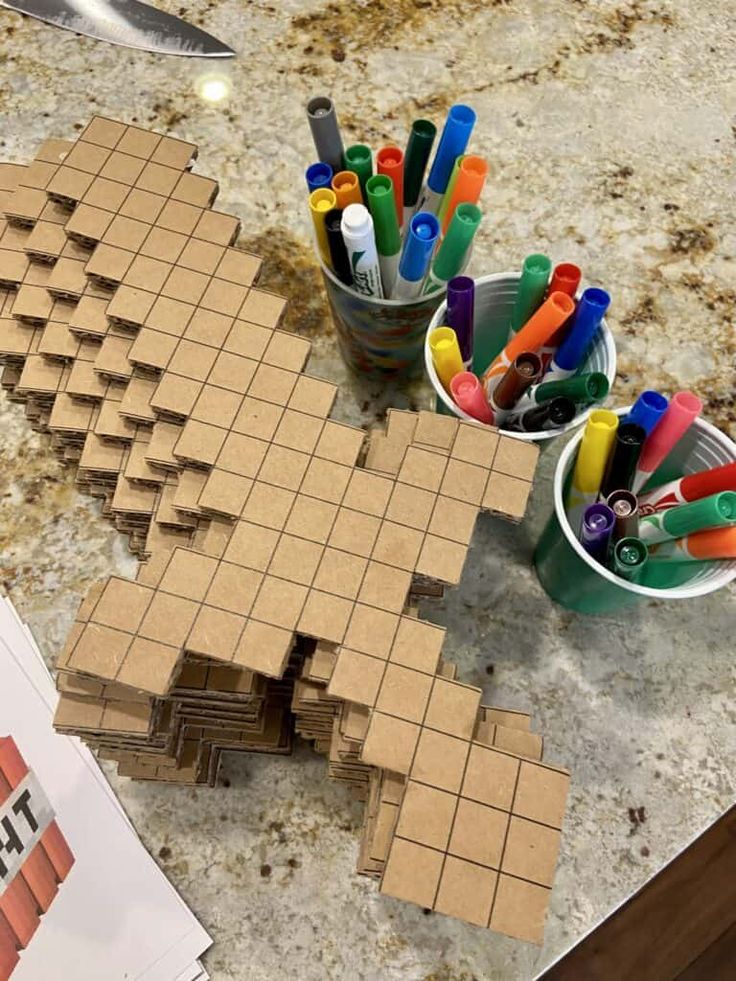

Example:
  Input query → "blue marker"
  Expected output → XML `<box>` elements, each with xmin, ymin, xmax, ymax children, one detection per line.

<box><xmin>624</xmin><ymin>390</ymin><xmax>669</xmax><ymax>434</ymax></box>
<box><xmin>392</xmin><ymin>211</ymin><xmax>440</xmax><ymax>299</ymax></box>
<box><xmin>546</xmin><ymin>287</ymin><xmax>611</xmax><ymax>381</ymax></box>
<box><xmin>416</xmin><ymin>104</ymin><xmax>476</xmax><ymax>216</ymax></box>
<box><xmin>305</xmin><ymin>161</ymin><xmax>333</xmax><ymax>194</ymax></box>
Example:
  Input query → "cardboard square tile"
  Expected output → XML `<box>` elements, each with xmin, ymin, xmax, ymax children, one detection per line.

<box><xmin>158</xmin><ymin>264</ymin><xmax>207</xmax><ymax>305</ymax></box>
<box><xmin>512</xmin><ymin>762</ymin><xmax>569</xmax><ymax>830</ymax></box>
<box><xmin>449</xmin><ymin>798</ymin><xmax>508</xmax><ymax>869</ymax></box>
<box><xmin>223</xmin><ymin>520</ymin><xmax>279</xmax><ymax>570</ymax></box>
<box><xmin>187</xmin><ymin>606</ymin><xmax>245</xmax><ymax>662</ymax></box>
<box><xmin>0</xmin><ymin>248</ymin><xmax>29</xmax><ymax>286</ymax></box>
<box><xmin>82</xmin><ymin>116</ymin><xmax>127</xmax><ymax>149</ymax></box>
<box><xmin>184</xmin><ymin>307</ymin><xmax>233</xmax><ymax>347</ymax></box>
<box><xmin>375</xmin><ymin>663</ymin><xmax>433</xmax><ymax>723</ymax></box>
<box><xmin>411</xmin><ymin>728</ymin><xmax>469</xmax><ymax>793</ymax></box>
<box><xmin>413</xmin><ymin>410</ymin><xmax>458</xmax><ymax>450</ymax></box>
<box><xmin>428</xmin><ymin>496</ymin><xmax>478</xmax><ymax>546</ymax></box>
<box><xmin>99</xmin><ymin>150</ymin><xmax>146</xmax><ymax>185</ymax></box>
<box><xmin>207</xmin><ymin>351</ymin><xmax>257</xmax><ymax>393</ymax></box>
<box><xmin>104</xmin><ymin>214</ymin><xmax>149</xmax><ymax>251</ymax></box>
<box><xmin>361</xmin><ymin>712</ymin><xmax>420</xmax><ymax>774</ymax></box>
<box><xmin>92</xmin><ymin>577</ymin><xmax>152</xmax><ymax>632</ymax></box>
<box><xmin>191</xmin><ymin>385</ymin><xmax>242</xmax><ymax>428</ymax></box>
<box><xmin>116</xmin><ymin>126</ymin><xmax>161</xmax><ymax>159</ymax></box>
<box><xmin>232</xmin><ymin>396</ymin><xmax>283</xmax><ymax>441</ymax></box>
<box><xmin>462</xmin><ymin>745</ymin><xmax>520</xmax><ymax>810</ymax></box>
<box><xmin>390</xmin><ymin>618</ymin><xmax>444</xmax><ymax>674</ymax></box>
<box><xmin>27</xmin><ymin>220</ymin><xmax>69</xmax><ymax>260</ymax></box>
<box><xmin>482</xmin><ymin>473</ymin><xmax>531</xmax><ymax>521</ymax></box>
<box><xmin>168</xmin><ymin>340</ymin><xmax>218</xmax><ymax>381</ymax></box>
<box><xmin>151</xmin><ymin>135</ymin><xmax>197</xmax><ymax>170</ymax></box>
<box><xmin>214</xmin><ymin>432</ymin><xmax>267</xmax><ymax>478</ymax></box>
<box><xmin>241</xmin><ymin>482</ymin><xmax>295</xmax><ymax>531</ymax></box>
<box><xmin>177</xmin><ymin>237</ymin><xmax>223</xmax><ymax>275</ymax></box>
<box><xmin>312</xmin><ymin>548</ymin><xmax>367</xmax><ymax>599</ymax></box>
<box><xmin>273</xmin><ymin>408</ymin><xmax>323</xmax><ymax>454</ymax></box>
<box><xmin>416</xmin><ymin>535</ymin><xmax>467</xmax><ymax>585</ymax></box>
<box><xmin>69</xmin><ymin>622</ymin><xmax>132</xmax><ymax>680</ymax></box>
<box><xmin>262</xmin><ymin>330</ymin><xmax>310</xmax><ymax>372</ymax></box>
<box><xmin>174</xmin><ymin>420</ymin><xmax>227</xmax><ymax>467</ymax></box>
<box><xmin>258</xmin><ymin>443</ymin><xmax>310</xmax><ymax>491</ymax></box>
<box><xmin>440</xmin><ymin>458</ymin><xmax>488</xmax><ymax>505</ymax></box>
<box><xmin>395</xmin><ymin>780</ymin><xmax>457</xmax><ymax>851</ymax></box>
<box><xmin>384</xmin><ymin>482</ymin><xmax>436</xmax><ymax>531</ymax></box>
<box><xmin>198</xmin><ymin>470</ymin><xmax>253</xmax><ymax>517</ymax></box>
<box><xmin>116</xmin><ymin>637</ymin><xmax>180</xmax><ymax>696</ymax></box>
<box><xmin>434</xmin><ymin>856</ymin><xmax>497</xmax><ymax>928</ymax></box>
<box><xmin>140</xmin><ymin>225</ymin><xmax>188</xmax><ymax>263</ymax></box>
<box><xmin>380</xmin><ymin>838</ymin><xmax>443</xmax><ymax>909</ymax></box>
<box><xmin>48</xmin><ymin>256</ymin><xmax>88</xmax><ymax>297</ymax></box>
<box><xmin>315</xmin><ymin>421</ymin><xmax>364</xmax><ymax>467</ymax></box>
<box><xmin>193</xmin><ymin>209</ymin><xmax>240</xmax><ymax>246</ymax></box>
<box><xmin>341</xmin><ymin>470</ymin><xmax>393</xmax><ymax>518</ymax></box>
<box><xmin>145</xmin><ymin>294</ymin><xmax>194</xmax><ymax>336</ymax></box>
<box><xmin>250</xmin><ymin>575</ymin><xmax>307</xmax><ymax>630</ymax></box>
<box><xmin>451</xmin><ymin>424</ymin><xmax>499</xmax><ymax>467</ymax></box>
<box><xmin>159</xmin><ymin>548</ymin><xmax>218</xmax><ymax>602</ymax></box>
<box><xmin>489</xmin><ymin>874</ymin><xmax>549</xmax><ymax>944</ymax></box>
<box><xmin>327</xmin><ymin>648</ymin><xmax>385</xmax><ymax>705</ymax></box>
<box><xmin>225</xmin><ymin>319</ymin><xmax>271</xmax><ymax>360</ymax></box>
<box><xmin>200</xmin><ymin>277</ymin><xmax>248</xmax><ymax>317</ymax></box>
<box><xmin>357</xmin><ymin>562</ymin><xmax>411</xmax><ymax>614</ymax></box>
<box><xmin>106</xmin><ymin>284</ymin><xmax>156</xmax><ymax>327</ymax></box>
<box><xmin>398</xmin><ymin>446</ymin><xmax>447</xmax><ymax>493</ymax></box>
<box><xmin>139</xmin><ymin>591</ymin><xmax>199</xmax><ymax>647</ymax></box>
<box><xmin>136</xmin><ymin>161</ymin><xmax>180</xmax><ymax>196</ymax></box>
<box><xmin>344</xmin><ymin>605</ymin><xmax>398</xmax><ymax>659</ymax></box>
<box><xmin>86</xmin><ymin>243</ymin><xmax>134</xmax><ymax>284</ymax></box>
<box><xmin>172</xmin><ymin>171</ymin><xmax>217</xmax><ymax>208</ymax></box>
<box><xmin>247</xmin><ymin>363</ymin><xmax>298</xmax><ymax>406</ymax></box>
<box><xmin>268</xmin><ymin>534</ymin><xmax>323</xmax><ymax>585</ymax></box>
<box><xmin>63</xmin><ymin>141</ymin><xmax>111</xmax><ymax>174</ymax></box>
<box><xmin>128</xmin><ymin>328</ymin><xmax>177</xmax><ymax>370</ymax></box>
<box><xmin>494</xmin><ymin>435</ymin><xmax>539</xmax><ymax>481</ymax></box>
<box><xmin>372</xmin><ymin>522</ymin><xmax>424</xmax><ymax>571</ymax></box>
<box><xmin>205</xmin><ymin>561</ymin><xmax>262</xmax><ymax>615</ymax></box>
<box><xmin>299</xmin><ymin>457</ymin><xmax>351</xmax><ymax>507</ymax></box>
<box><xmin>47</xmin><ymin>165</ymin><xmax>94</xmax><ymax>203</ymax></box>
<box><xmin>122</xmin><ymin>253</ymin><xmax>171</xmax><ymax>293</ymax></box>
<box><xmin>233</xmin><ymin>620</ymin><xmax>292</xmax><ymax>677</ymax></box>
<box><xmin>287</xmin><ymin>374</ymin><xmax>338</xmax><ymax>419</ymax></box>
<box><xmin>215</xmin><ymin>248</ymin><xmax>260</xmax><ymax>285</ymax></box>
<box><xmin>12</xmin><ymin>284</ymin><xmax>53</xmax><ymax>322</ymax></box>
<box><xmin>297</xmin><ymin>590</ymin><xmax>353</xmax><ymax>643</ymax></box>
<box><xmin>328</xmin><ymin>508</ymin><xmax>380</xmax><ymax>558</ymax></box>
<box><xmin>157</xmin><ymin>199</ymin><xmax>202</xmax><ymax>236</ymax></box>
<box><xmin>493</xmin><ymin>727</ymin><xmax>543</xmax><ymax>762</ymax></box>
<box><xmin>423</xmin><ymin>678</ymin><xmax>481</xmax><ymax>740</ymax></box>
<box><xmin>83</xmin><ymin>176</ymin><xmax>129</xmax><ymax>213</ymax></box>
<box><xmin>64</xmin><ymin>203</ymin><xmax>112</xmax><ymax>246</ymax></box>
<box><xmin>238</xmin><ymin>289</ymin><xmax>285</xmax><ymax>329</ymax></box>
<box><xmin>501</xmin><ymin>816</ymin><xmax>561</xmax><ymax>888</ymax></box>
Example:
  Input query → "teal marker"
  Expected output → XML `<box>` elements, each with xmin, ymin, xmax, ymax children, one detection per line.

<box><xmin>611</xmin><ymin>537</ymin><xmax>648</xmax><ymax>582</ymax></box>
<box><xmin>366</xmin><ymin>174</ymin><xmax>401</xmax><ymax>297</ymax></box>
<box><xmin>422</xmin><ymin>203</ymin><xmax>481</xmax><ymax>295</ymax></box>
<box><xmin>343</xmin><ymin>144</ymin><xmax>372</xmax><ymax>196</ymax></box>
<box><xmin>509</xmin><ymin>253</ymin><xmax>552</xmax><ymax>339</ymax></box>
<box><xmin>638</xmin><ymin>491</ymin><xmax>736</xmax><ymax>546</ymax></box>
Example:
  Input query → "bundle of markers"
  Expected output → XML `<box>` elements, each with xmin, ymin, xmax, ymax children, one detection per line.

<box><xmin>565</xmin><ymin>391</ymin><xmax>736</xmax><ymax>583</ymax></box>
<box><xmin>429</xmin><ymin>255</ymin><xmax>612</xmax><ymax>432</ymax></box>
<box><xmin>305</xmin><ymin>96</ymin><xmax>486</xmax><ymax>299</ymax></box>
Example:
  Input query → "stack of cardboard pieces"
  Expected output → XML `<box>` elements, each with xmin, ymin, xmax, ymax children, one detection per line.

<box><xmin>0</xmin><ymin>117</ymin><xmax>569</xmax><ymax>944</ymax></box>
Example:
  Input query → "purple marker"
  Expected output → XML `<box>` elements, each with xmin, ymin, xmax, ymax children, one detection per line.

<box><xmin>446</xmin><ymin>275</ymin><xmax>475</xmax><ymax>367</ymax></box>
<box><xmin>579</xmin><ymin>503</ymin><xmax>615</xmax><ymax>563</ymax></box>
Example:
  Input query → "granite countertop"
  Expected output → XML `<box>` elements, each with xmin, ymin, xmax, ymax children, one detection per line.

<box><xmin>0</xmin><ymin>1</ymin><xmax>734</xmax><ymax>978</ymax></box>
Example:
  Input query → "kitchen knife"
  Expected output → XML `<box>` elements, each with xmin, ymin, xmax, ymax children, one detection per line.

<box><xmin>1</xmin><ymin>0</ymin><xmax>235</xmax><ymax>57</ymax></box>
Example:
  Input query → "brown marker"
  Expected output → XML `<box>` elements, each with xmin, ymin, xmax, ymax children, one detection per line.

<box><xmin>491</xmin><ymin>351</ymin><xmax>542</xmax><ymax>424</ymax></box>
<box><xmin>606</xmin><ymin>489</ymin><xmax>639</xmax><ymax>540</ymax></box>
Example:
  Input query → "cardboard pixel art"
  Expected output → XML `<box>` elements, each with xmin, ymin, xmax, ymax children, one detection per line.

<box><xmin>0</xmin><ymin>117</ymin><xmax>569</xmax><ymax>944</ymax></box>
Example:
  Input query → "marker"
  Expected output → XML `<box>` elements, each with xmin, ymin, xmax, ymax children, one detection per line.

<box><xmin>646</xmin><ymin>525</ymin><xmax>736</xmax><ymax>562</ymax></box>
<box><xmin>632</xmin><ymin>391</ymin><xmax>703</xmax><ymax>494</ymax></box>
<box><xmin>343</xmin><ymin>144</ymin><xmax>373</xmax><ymax>196</ymax></box>
<box><xmin>403</xmin><ymin>119</ymin><xmax>437</xmax><ymax>224</ymax></box>
<box><xmin>436</xmin><ymin>155</ymin><xmax>464</xmax><ymax>225</ymax></box>
<box><xmin>548</xmin><ymin>262</ymin><xmax>581</xmax><ymax>298</ymax></box>
<box><xmin>331</xmin><ymin>170</ymin><xmax>362</xmax><ymax>209</ymax></box>
<box><xmin>606</xmin><ymin>489</ymin><xmax>639</xmax><ymax>540</ymax></box>
<box><xmin>579</xmin><ymin>503</ymin><xmax>615</xmax><ymax>562</ymax></box>
<box><xmin>598</xmin><ymin>422</ymin><xmax>647</xmax><ymax>500</ymax></box>
<box><xmin>340</xmin><ymin>203</ymin><xmax>383</xmax><ymax>299</ymax></box>
<box><xmin>377</xmin><ymin>146</ymin><xmax>404</xmax><ymax>227</ymax></box>
<box><xmin>546</xmin><ymin>287</ymin><xmax>611</xmax><ymax>381</ymax></box>
<box><xmin>309</xmin><ymin>187</ymin><xmax>337</xmax><ymax>268</ymax></box>
<box><xmin>423</xmin><ymin>203</ymin><xmax>481</xmax><ymax>295</ymax></box>
<box><xmin>504</xmin><ymin>396</ymin><xmax>575</xmax><ymax>432</ymax></box>
<box><xmin>624</xmin><ymin>390</ymin><xmax>669</xmax><ymax>435</ymax></box>
<box><xmin>324</xmin><ymin>209</ymin><xmax>353</xmax><ymax>286</ymax></box>
<box><xmin>445</xmin><ymin>275</ymin><xmax>475</xmax><ymax>367</ymax></box>
<box><xmin>481</xmin><ymin>291</ymin><xmax>576</xmax><ymax>395</ymax></box>
<box><xmin>305</xmin><ymin>161</ymin><xmax>333</xmax><ymax>194</ymax></box>
<box><xmin>565</xmin><ymin>409</ymin><xmax>619</xmax><ymax>533</ymax></box>
<box><xmin>450</xmin><ymin>372</ymin><xmax>493</xmax><ymax>424</ymax></box>
<box><xmin>637</xmin><ymin>491</ymin><xmax>736</xmax><ymax>545</ymax></box>
<box><xmin>307</xmin><ymin>96</ymin><xmax>344</xmax><ymax>173</ymax></box>
<box><xmin>611</xmin><ymin>537</ymin><xmax>648</xmax><ymax>582</ymax></box>
<box><xmin>365</xmin><ymin>174</ymin><xmax>401</xmax><ymax>298</ymax></box>
<box><xmin>490</xmin><ymin>352</ymin><xmax>542</xmax><ymax>426</ymax></box>
<box><xmin>638</xmin><ymin>462</ymin><xmax>736</xmax><ymax>514</ymax></box>
<box><xmin>509</xmin><ymin>254</ymin><xmax>551</xmax><ymax>340</ymax></box>
<box><xmin>393</xmin><ymin>211</ymin><xmax>439</xmax><ymax>299</ymax></box>
<box><xmin>439</xmin><ymin>155</ymin><xmax>488</xmax><ymax>235</ymax></box>
<box><xmin>525</xmin><ymin>371</ymin><xmax>609</xmax><ymax>406</ymax></box>
<box><xmin>417</xmin><ymin>104</ymin><xmax>476</xmax><ymax>214</ymax></box>
<box><xmin>429</xmin><ymin>326</ymin><xmax>463</xmax><ymax>392</ymax></box>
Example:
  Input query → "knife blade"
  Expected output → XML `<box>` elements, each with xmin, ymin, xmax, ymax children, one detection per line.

<box><xmin>2</xmin><ymin>0</ymin><xmax>235</xmax><ymax>57</ymax></box>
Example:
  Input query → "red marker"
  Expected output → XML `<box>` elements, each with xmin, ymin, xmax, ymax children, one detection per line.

<box><xmin>638</xmin><ymin>461</ymin><xmax>736</xmax><ymax>514</ymax></box>
<box><xmin>377</xmin><ymin>146</ymin><xmax>404</xmax><ymax>226</ymax></box>
<box><xmin>632</xmin><ymin>391</ymin><xmax>702</xmax><ymax>494</ymax></box>
<box><xmin>450</xmin><ymin>372</ymin><xmax>493</xmax><ymax>424</ymax></box>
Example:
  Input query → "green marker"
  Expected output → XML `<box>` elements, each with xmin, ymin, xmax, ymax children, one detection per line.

<box><xmin>403</xmin><ymin>119</ymin><xmax>437</xmax><ymax>224</ymax></box>
<box><xmin>528</xmin><ymin>372</ymin><xmax>609</xmax><ymax>405</ymax></box>
<box><xmin>611</xmin><ymin>537</ymin><xmax>648</xmax><ymax>582</ymax></box>
<box><xmin>436</xmin><ymin>155</ymin><xmax>464</xmax><ymax>225</ymax></box>
<box><xmin>422</xmin><ymin>203</ymin><xmax>481</xmax><ymax>295</ymax></box>
<box><xmin>509</xmin><ymin>253</ymin><xmax>552</xmax><ymax>339</ymax></box>
<box><xmin>638</xmin><ymin>491</ymin><xmax>736</xmax><ymax>546</ymax></box>
<box><xmin>343</xmin><ymin>144</ymin><xmax>372</xmax><ymax>197</ymax></box>
<box><xmin>366</xmin><ymin>174</ymin><xmax>401</xmax><ymax>297</ymax></box>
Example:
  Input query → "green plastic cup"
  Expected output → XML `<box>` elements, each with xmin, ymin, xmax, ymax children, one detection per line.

<box><xmin>534</xmin><ymin>408</ymin><xmax>736</xmax><ymax>613</ymax></box>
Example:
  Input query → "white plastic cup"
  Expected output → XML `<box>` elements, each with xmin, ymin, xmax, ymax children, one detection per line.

<box><xmin>424</xmin><ymin>271</ymin><xmax>617</xmax><ymax>443</ymax></box>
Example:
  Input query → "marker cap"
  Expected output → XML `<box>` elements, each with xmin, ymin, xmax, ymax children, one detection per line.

<box><xmin>309</xmin><ymin>187</ymin><xmax>337</xmax><ymax>267</ymax></box>
<box><xmin>343</xmin><ymin>144</ymin><xmax>372</xmax><ymax>195</ymax></box>
<box><xmin>572</xmin><ymin>409</ymin><xmax>619</xmax><ymax>495</ymax></box>
<box><xmin>532</xmin><ymin>372</ymin><xmax>609</xmax><ymax>405</ymax></box>
<box><xmin>662</xmin><ymin>491</ymin><xmax>736</xmax><ymax>540</ymax></box>
<box><xmin>331</xmin><ymin>170</ymin><xmax>362</xmax><ymax>210</ymax></box>
<box><xmin>429</xmin><ymin>326</ymin><xmax>464</xmax><ymax>392</ymax></box>
<box><xmin>579</xmin><ymin>502</ymin><xmax>615</xmax><ymax>560</ymax></box>
<box><xmin>450</xmin><ymin>372</ymin><xmax>493</xmax><ymax>424</ymax></box>
<box><xmin>399</xmin><ymin>211</ymin><xmax>439</xmax><ymax>283</ymax></box>
<box><xmin>324</xmin><ymin>208</ymin><xmax>353</xmax><ymax>286</ymax></box>
<box><xmin>404</xmin><ymin>119</ymin><xmax>437</xmax><ymax>208</ymax></box>
<box><xmin>432</xmin><ymin>204</ymin><xmax>481</xmax><ymax>284</ymax></box>
<box><xmin>441</xmin><ymin>154</ymin><xmax>488</xmax><ymax>234</ymax></box>
<box><xmin>511</xmin><ymin>396</ymin><xmax>576</xmax><ymax>432</ymax></box>
<box><xmin>494</xmin><ymin>352</ymin><xmax>542</xmax><ymax>411</ymax></box>
<box><xmin>510</xmin><ymin>254</ymin><xmax>551</xmax><ymax>336</ymax></box>
<box><xmin>612</xmin><ymin>537</ymin><xmax>648</xmax><ymax>581</ymax></box>
<box><xmin>599</xmin><ymin>421</ymin><xmax>647</xmax><ymax>499</ymax></box>
<box><xmin>606</xmin><ymin>489</ymin><xmax>639</xmax><ymax>540</ymax></box>
<box><xmin>306</xmin><ymin>161</ymin><xmax>333</xmax><ymax>194</ymax></box>
<box><xmin>427</xmin><ymin>104</ymin><xmax>476</xmax><ymax>195</ymax></box>
<box><xmin>636</xmin><ymin>390</ymin><xmax>703</xmax><ymax>485</ymax></box>
<box><xmin>624</xmin><ymin>390</ymin><xmax>669</xmax><ymax>435</ymax></box>
<box><xmin>446</xmin><ymin>275</ymin><xmax>475</xmax><ymax>365</ymax></box>
<box><xmin>307</xmin><ymin>96</ymin><xmax>344</xmax><ymax>173</ymax></box>
<box><xmin>365</xmin><ymin>174</ymin><xmax>401</xmax><ymax>257</ymax></box>
<box><xmin>549</xmin><ymin>262</ymin><xmax>582</xmax><ymax>298</ymax></box>
<box><xmin>377</xmin><ymin>146</ymin><xmax>404</xmax><ymax>226</ymax></box>
<box><xmin>553</xmin><ymin>287</ymin><xmax>611</xmax><ymax>372</ymax></box>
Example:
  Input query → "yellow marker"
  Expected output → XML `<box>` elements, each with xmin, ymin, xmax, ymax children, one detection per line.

<box><xmin>429</xmin><ymin>326</ymin><xmax>464</xmax><ymax>393</ymax></box>
<box><xmin>565</xmin><ymin>409</ymin><xmax>619</xmax><ymax>533</ymax></box>
<box><xmin>332</xmin><ymin>170</ymin><xmax>363</xmax><ymax>210</ymax></box>
<box><xmin>309</xmin><ymin>187</ymin><xmax>337</xmax><ymax>267</ymax></box>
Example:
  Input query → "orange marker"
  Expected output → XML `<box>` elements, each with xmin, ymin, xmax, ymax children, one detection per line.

<box><xmin>648</xmin><ymin>525</ymin><xmax>736</xmax><ymax>561</ymax></box>
<box><xmin>331</xmin><ymin>170</ymin><xmax>362</xmax><ymax>210</ymax></box>
<box><xmin>376</xmin><ymin>146</ymin><xmax>404</xmax><ymax>226</ymax></box>
<box><xmin>480</xmin><ymin>291</ymin><xmax>575</xmax><ymax>395</ymax></box>
<box><xmin>441</xmin><ymin>155</ymin><xmax>488</xmax><ymax>234</ymax></box>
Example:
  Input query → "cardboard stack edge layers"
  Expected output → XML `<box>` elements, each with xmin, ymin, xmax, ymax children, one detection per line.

<box><xmin>0</xmin><ymin>118</ymin><xmax>568</xmax><ymax>944</ymax></box>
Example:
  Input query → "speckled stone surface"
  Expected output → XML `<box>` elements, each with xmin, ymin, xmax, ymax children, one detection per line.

<box><xmin>0</xmin><ymin>1</ymin><xmax>734</xmax><ymax>978</ymax></box>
